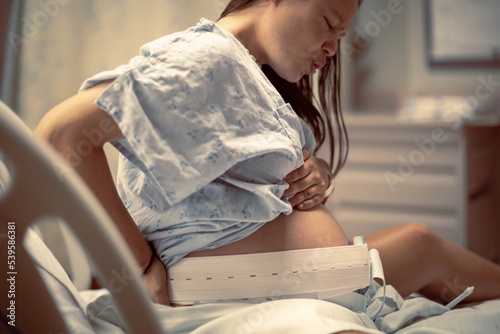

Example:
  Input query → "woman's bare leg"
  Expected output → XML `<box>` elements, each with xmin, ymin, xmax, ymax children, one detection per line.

<box><xmin>365</xmin><ymin>223</ymin><xmax>500</xmax><ymax>304</ymax></box>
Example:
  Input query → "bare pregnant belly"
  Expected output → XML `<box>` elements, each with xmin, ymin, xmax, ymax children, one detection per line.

<box><xmin>187</xmin><ymin>205</ymin><xmax>349</xmax><ymax>257</ymax></box>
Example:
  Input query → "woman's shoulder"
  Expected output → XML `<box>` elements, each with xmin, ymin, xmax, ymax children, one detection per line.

<box><xmin>141</xmin><ymin>19</ymin><xmax>256</xmax><ymax>71</ymax></box>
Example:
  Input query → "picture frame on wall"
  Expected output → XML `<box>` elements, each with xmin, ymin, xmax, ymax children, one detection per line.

<box><xmin>425</xmin><ymin>0</ymin><xmax>500</xmax><ymax>68</ymax></box>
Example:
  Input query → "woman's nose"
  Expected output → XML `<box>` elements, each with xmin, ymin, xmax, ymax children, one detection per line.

<box><xmin>322</xmin><ymin>39</ymin><xmax>339</xmax><ymax>57</ymax></box>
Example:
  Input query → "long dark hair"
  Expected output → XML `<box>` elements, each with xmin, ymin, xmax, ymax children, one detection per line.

<box><xmin>219</xmin><ymin>0</ymin><xmax>349</xmax><ymax>178</ymax></box>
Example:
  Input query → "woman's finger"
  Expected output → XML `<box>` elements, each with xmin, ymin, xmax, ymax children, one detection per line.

<box><xmin>283</xmin><ymin>149</ymin><xmax>312</xmax><ymax>184</ymax></box>
<box><xmin>287</xmin><ymin>184</ymin><xmax>323</xmax><ymax>207</ymax></box>
<box><xmin>296</xmin><ymin>194</ymin><xmax>324</xmax><ymax>210</ymax></box>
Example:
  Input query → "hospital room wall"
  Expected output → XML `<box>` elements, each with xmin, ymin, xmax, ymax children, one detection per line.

<box><xmin>340</xmin><ymin>0</ymin><xmax>500</xmax><ymax>113</ymax></box>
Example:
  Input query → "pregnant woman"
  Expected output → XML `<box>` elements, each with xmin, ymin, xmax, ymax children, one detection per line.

<box><xmin>35</xmin><ymin>0</ymin><xmax>500</xmax><ymax>319</ymax></box>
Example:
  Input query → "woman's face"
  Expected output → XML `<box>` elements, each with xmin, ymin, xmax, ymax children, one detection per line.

<box><xmin>258</xmin><ymin>0</ymin><xmax>358</xmax><ymax>83</ymax></box>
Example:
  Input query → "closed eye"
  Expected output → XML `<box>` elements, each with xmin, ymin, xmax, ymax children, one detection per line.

<box><xmin>324</xmin><ymin>17</ymin><xmax>333</xmax><ymax>30</ymax></box>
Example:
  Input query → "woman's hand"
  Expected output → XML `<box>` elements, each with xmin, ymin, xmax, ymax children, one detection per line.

<box><xmin>143</xmin><ymin>257</ymin><xmax>171</xmax><ymax>305</ymax></box>
<box><xmin>283</xmin><ymin>149</ymin><xmax>333</xmax><ymax>210</ymax></box>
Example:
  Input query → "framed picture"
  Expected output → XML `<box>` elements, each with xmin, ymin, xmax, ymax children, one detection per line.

<box><xmin>425</xmin><ymin>0</ymin><xmax>500</xmax><ymax>67</ymax></box>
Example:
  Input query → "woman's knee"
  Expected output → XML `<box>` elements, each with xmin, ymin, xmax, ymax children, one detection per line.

<box><xmin>400</xmin><ymin>222</ymin><xmax>442</xmax><ymax>249</ymax></box>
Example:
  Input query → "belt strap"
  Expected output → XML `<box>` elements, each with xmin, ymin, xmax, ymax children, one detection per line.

<box><xmin>168</xmin><ymin>237</ymin><xmax>379</xmax><ymax>309</ymax></box>
<box><xmin>320</xmin><ymin>248</ymin><xmax>385</xmax><ymax>314</ymax></box>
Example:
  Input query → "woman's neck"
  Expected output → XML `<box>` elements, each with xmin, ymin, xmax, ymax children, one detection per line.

<box><xmin>216</xmin><ymin>8</ymin><xmax>267</xmax><ymax>65</ymax></box>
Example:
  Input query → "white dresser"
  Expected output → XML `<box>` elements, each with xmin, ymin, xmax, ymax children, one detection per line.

<box><xmin>326</xmin><ymin>114</ymin><xmax>500</xmax><ymax>262</ymax></box>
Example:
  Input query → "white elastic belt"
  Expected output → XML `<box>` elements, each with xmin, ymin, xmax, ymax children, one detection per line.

<box><xmin>168</xmin><ymin>236</ymin><xmax>385</xmax><ymax>312</ymax></box>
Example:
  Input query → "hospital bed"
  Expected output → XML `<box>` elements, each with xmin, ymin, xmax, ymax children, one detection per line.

<box><xmin>1</xmin><ymin>100</ymin><xmax>499</xmax><ymax>334</ymax></box>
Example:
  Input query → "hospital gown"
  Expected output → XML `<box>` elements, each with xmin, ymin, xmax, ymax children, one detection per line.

<box><xmin>80</xmin><ymin>18</ymin><xmax>317</xmax><ymax>267</ymax></box>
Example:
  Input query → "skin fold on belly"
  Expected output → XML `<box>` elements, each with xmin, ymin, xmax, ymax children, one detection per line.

<box><xmin>187</xmin><ymin>205</ymin><xmax>349</xmax><ymax>257</ymax></box>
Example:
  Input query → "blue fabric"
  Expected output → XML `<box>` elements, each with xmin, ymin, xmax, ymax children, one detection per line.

<box><xmin>80</xmin><ymin>19</ymin><xmax>316</xmax><ymax>267</ymax></box>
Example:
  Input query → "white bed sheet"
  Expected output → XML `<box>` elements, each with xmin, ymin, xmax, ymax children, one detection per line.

<box><xmin>84</xmin><ymin>285</ymin><xmax>500</xmax><ymax>334</ymax></box>
<box><xmin>86</xmin><ymin>294</ymin><xmax>382</xmax><ymax>334</ymax></box>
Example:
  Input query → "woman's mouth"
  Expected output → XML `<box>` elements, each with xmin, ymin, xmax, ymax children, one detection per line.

<box><xmin>309</xmin><ymin>60</ymin><xmax>326</xmax><ymax>75</ymax></box>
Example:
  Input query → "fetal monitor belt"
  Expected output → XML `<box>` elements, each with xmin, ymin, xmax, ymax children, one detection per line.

<box><xmin>168</xmin><ymin>237</ymin><xmax>384</xmax><ymax>308</ymax></box>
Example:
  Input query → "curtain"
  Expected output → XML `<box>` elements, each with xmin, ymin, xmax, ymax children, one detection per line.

<box><xmin>1</xmin><ymin>0</ymin><xmax>24</xmax><ymax>111</ymax></box>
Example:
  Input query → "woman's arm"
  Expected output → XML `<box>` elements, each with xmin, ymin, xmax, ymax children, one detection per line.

<box><xmin>35</xmin><ymin>83</ymin><xmax>170</xmax><ymax>305</ymax></box>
